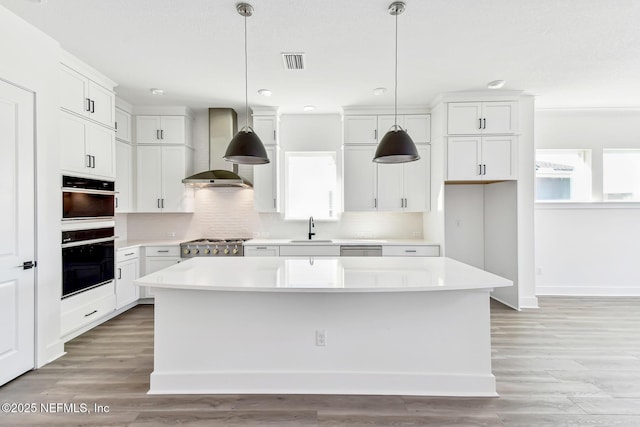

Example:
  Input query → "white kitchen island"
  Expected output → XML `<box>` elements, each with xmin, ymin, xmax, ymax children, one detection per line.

<box><xmin>134</xmin><ymin>256</ymin><xmax>511</xmax><ymax>396</ymax></box>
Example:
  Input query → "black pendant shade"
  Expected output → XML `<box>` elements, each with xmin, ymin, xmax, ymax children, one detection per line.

<box><xmin>223</xmin><ymin>128</ymin><xmax>270</xmax><ymax>165</ymax></box>
<box><xmin>373</xmin><ymin>128</ymin><xmax>420</xmax><ymax>163</ymax></box>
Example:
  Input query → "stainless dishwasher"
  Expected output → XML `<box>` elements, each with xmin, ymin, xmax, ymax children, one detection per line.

<box><xmin>339</xmin><ymin>245</ymin><xmax>383</xmax><ymax>256</ymax></box>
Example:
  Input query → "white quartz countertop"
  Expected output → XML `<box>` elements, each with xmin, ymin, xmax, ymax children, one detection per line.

<box><xmin>245</xmin><ymin>239</ymin><xmax>440</xmax><ymax>246</ymax></box>
<box><xmin>134</xmin><ymin>256</ymin><xmax>511</xmax><ymax>293</ymax></box>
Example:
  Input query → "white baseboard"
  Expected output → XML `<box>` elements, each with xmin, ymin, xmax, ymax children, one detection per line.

<box><xmin>149</xmin><ymin>371</ymin><xmax>499</xmax><ymax>397</ymax></box>
<box><xmin>537</xmin><ymin>286</ymin><xmax>640</xmax><ymax>297</ymax></box>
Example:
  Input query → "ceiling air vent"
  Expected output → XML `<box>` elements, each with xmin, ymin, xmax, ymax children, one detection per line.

<box><xmin>281</xmin><ymin>52</ymin><xmax>305</xmax><ymax>70</ymax></box>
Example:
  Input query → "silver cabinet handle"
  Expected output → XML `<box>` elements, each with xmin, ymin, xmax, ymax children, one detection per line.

<box><xmin>483</xmin><ymin>164</ymin><xmax>487</xmax><ymax>175</ymax></box>
<box><xmin>156</xmin><ymin>130</ymin><xmax>160</xmax><ymax>140</ymax></box>
<box><xmin>256</xmin><ymin>246</ymin><xmax>268</xmax><ymax>250</ymax></box>
<box><xmin>86</xmin><ymin>154</ymin><xmax>92</xmax><ymax>168</ymax></box>
<box><xmin>401</xmin><ymin>198</ymin><xmax>404</xmax><ymax>208</ymax></box>
<box><xmin>483</xmin><ymin>118</ymin><xmax>486</xmax><ymax>129</ymax></box>
<box><xmin>157</xmin><ymin>250</ymin><xmax>170</xmax><ymax>253</ymax></box>
<box><xmin>478</xmin><ymin>118</ymin><xmax>482</xmax><ymax>129</ymax></box>
<box><xmin>374</xmin><ymin>129</ymin><xmax>377</xmax><ymax>140</ymax></box>
<box><xmin>273</xmin><ymin>130</ymin><xmax>276</xmax><ymax>141</ymax></box>
<box><xmin>160</xmin><ymin>129</ymin><xmax>164</xmax><ymax>139</ymax></box>
<box><xmin>405</xmin><ymin>249</ymin><xmax>417</xmax><ymax>253</ymax></box>
<box><xmin>161</xmin><ymin>198</ymin><xmax>165</xmax><ymax>208</ymax></box>
<box><xmin>478</xmin><ymin>164</ymin><xmax>482</xmax><ymax>175</ymax></box>
<box><xmin>157</xmin><ymin>199</ymin><xmax>161</xmax><ymax>209</ymax></box>
<box><xmin>374</xmin><ymin>198</ymin><xmax>377</xmax><ymax>208</ymax></box>
<box><xmin>117</xmin><ymin>268</ymin><xmax>122</xmax><ymax>280</ymax></box>
<box><xmin>404</xmin><ymin>198</ymin><xmax>407</xmax><ymax>208</ymax></box>
<box><xmin>84</xmin><ymin>310</ymin><xmax>98</xmax><ymax>318</ymax></box>
<box><xmin>273</xmin><ymin>198</ymin><xmax>276</xmax><ymax>209</ymax></box>
<box><xmin>124</xmin><ymin>252</ymin><xmax>135</xmax><ymax>256</ymax></box>
<box><xmin>115</xmin><ymin>197</ymin><xmax>118</xmax><ymax>208</ymax></box>
<box><xmin>90</xmin><ymin>99</ymin><xmax>95</xmax><ymax>113</ymax></box>
<box><xmin>92</xmin><ymin>155</ymin><xmax>96</xmax><ymax>169</ymax></box>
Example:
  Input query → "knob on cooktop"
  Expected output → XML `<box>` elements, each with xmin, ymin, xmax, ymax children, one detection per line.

<box><xmin>213</xmin><ymin>248</ymin><xmax>219</xmax><ymax>254</ymax></box>
<box><xmin>183</xmin><ymin>248</ymin><xmax>190</xmax><ymax>255</ymax></box>
<box><xmin>204</xmin><ymin>248</ymin><xmax>211</xmax><ymax>254</ymax></box>
<box><xmin>232</xmin><ymin>247</ymin><xmax>239</xmax><ymax>254</ymax></box>
<box><xmin>193</xmin><ymin>248</ymin><xmax>200</xmax><ymax>254</ymax></box>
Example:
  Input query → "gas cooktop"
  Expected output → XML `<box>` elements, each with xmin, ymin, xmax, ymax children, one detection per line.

<box><xmin>180</xmin><ymin>238</ymin><xmax>249</xmax><ymax>257</ymax></box>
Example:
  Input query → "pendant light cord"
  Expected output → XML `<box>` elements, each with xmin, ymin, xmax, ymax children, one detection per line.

<box><xmin>394</xmin><ymin>10</ymin><xmax>398</xmax><ymax>128</ymax></box>
<box><xmin>244</xmin><ymin>13</ymin><xmax>249</xmax><ymax>130</ymax></box>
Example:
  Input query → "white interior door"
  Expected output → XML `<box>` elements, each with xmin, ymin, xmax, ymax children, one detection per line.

<box><xmin>0</xmin><ymin>79</ymin><xmax>35</xmax><ymax>386</ymax></box>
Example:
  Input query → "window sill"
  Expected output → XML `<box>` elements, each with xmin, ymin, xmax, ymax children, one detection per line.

<box><xmin>535</xmin><ymin>201</ymin><xmax>640</xmax><ymax>210</ymax></box>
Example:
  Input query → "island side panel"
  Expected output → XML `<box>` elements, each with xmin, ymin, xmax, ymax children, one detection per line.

<box><xmin>150</xmin><ymin>288</ymin><xmax>496</xmax><ymax>396</ymax></box>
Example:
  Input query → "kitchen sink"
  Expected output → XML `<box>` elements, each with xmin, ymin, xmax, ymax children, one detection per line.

<box><xmin>289</xmin><ymin>240</ymin><xmax>333</xmax><ymax>243</ymax></box>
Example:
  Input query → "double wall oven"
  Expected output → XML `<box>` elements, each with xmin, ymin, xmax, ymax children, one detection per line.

<box><xmin>61</xmin><ymin>176</ymin><xmax>115</xmax><ymax>299</ymax></box>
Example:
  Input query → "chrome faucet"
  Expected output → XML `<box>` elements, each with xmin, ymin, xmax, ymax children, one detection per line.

<box><xmin>308</xmin><ymin>216</ymin><xmax>315</xmax><ymax>240</ymax></box>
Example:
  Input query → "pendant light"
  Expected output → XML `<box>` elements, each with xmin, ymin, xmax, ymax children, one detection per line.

<box><xmin>373</xmin><ymin>1</ymin><xmax>420</xmax><ymax>164</ymax></box>
<box><xmin>224</xmin><ymin>3</ymin><xmax>270</xmax><ymax>165</ymax></box>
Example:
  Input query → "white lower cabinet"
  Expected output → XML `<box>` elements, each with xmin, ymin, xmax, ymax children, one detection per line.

<box><xmin>244</xmin><ymin>245</ymin><xmax>280</xmax><ymax>256</ymax></box>
<box><xmin>60</xmin><ymin>282</ymin><xmax>116</xmax><ymax>337</ymax></box>
<box><xmin>115</xmin><ymin>248</ymin><xmax>140</xmax><ymax>309</ymax></box>
<box><xmin>141</xmin><ymin>246</ymin><xmax>181</xmax><ymax>299</ymax></box>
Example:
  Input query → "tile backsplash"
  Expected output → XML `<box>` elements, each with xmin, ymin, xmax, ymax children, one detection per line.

<box><xmin>125</xmin><ymin>187</ymin><xmax>425</xmax><ymax>241</ymax></box>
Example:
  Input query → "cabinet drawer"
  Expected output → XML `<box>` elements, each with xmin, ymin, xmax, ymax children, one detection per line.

<box><xmin>244</xmin><ymin>245</ymin><xmax>280</xmax><ymax>256</ymax></box>
<box><xmin>382</xmin><ymin>245</ymin><xmax>440</xmax><ymax>257</ymax></box>
<box><xmin>279</xmin><ymin>245</ymin><xmax>340</xmax><ymax>257</ymax></box>
<box><xmin>117</xmin><ymin>247</ymin><xmax>140</xmax><ymax>262</ymax></box>
<box><xmin>61</xmin><ymin>283</ymin><xmax>116</xmax><ymax>336</ymax></box>
<box><xmin>145</xmin><ymin>246</ymin><xmax>180</xmax><ymax>257</ymax></box>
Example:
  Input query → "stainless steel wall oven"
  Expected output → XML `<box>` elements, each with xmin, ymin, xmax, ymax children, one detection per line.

<box><xmin>62</xmin><ymin>175</ymin><xmax>115</xmax><ymax>221</ymax></box>
<box><xmin>61</xmin><ymin>227</ymin><xmax>115</xmax><ymax>299</ymax></box>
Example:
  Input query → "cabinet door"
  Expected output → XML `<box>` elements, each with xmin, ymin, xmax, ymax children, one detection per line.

<box><xmin>482</xmin><ymin>102</ymin><xmax>517</xmax><ymax>134</ymax></box>
<box><xmin>377</xmin><ymin>115</ymin><xmax>404</xmax><ymax>138</ymax></box>
<box><xmin>60</xmin><ymin>65</ymin><xmax>89</xmax><ymax>118</ymax></box>
<box><xmin>161</xmin><ymin>146</ymin><xmax>190</xmax><ymax>212</ymax></box>
<box><xmin>244</xmin><ymin>246</ymin><xmax>280</xmax><ymax>256</ymax></box>
<box><xmin>115</xmin><ymin>108</ymin><xmax>131</xmax><ymax>143</ymax></box>
<box><xmin>402</xmin><ymin>145</ymin><xmax>430</xmax><ymax>212</ymax></box>
<box><xmin>60</xmin><ymin>112</ymin><xmax>88</xmax><ymax>175</ymax></box>
<box><xmin>377</xmin><ymin>162</ymin><xmax>404</xmax><ymax>211</ymax></box>
<box><xmin>404</xmin><ymin>114</ymin><xmax>431</xmax><ymax>143</ymax></box>
<box><xmin>159</xmin><ymin>116</ymin><xmax>186</xmax><ymax>144</ymax></box>
<box><xmin>481</xmin><ymin>136</ymin><xmax>516</xmax><ymax>180</ymax></box>
<box><xmin>254</xmin><ymin>145</ymin><xmax>279</xmax><ymax>212</ymax></box>
<box><xmin>115</xmin><ymin>258</ymin><xmax>139</xmax><ymax>309</ymax></box>
<box><xmin>447</xmin><ymin>102</ymin><xmax>482</xmax><ymax>135</ymax></box>
<box><xmin>135</xmin><ymin>116</ymin><xmax>162</xmax><ymax>144</ymax></box>
<box><xmin>142</xmin><ymin>257</ymin><xmax>180</xmax><ymax>298</ymax></box>
<box><xmin>86</xmin><ymin>122</ymin><xmax>115</xmax><ymax>179</ymax></box>
<box><xmin>343</xmin><ymin>145</ymin><xmax>378</xmax><ymax>211</ymax></box>
<box><xmin>344</xmin><ymin>116</ymin><xmax>377</xmax><ymax>144</ymax></box>
<box><xmin>136</xmin><ymin>145</ymin><xmax>163</xmax><ymax>212</ymax></box>
<box><xmin>88</xmin><ymin>81</ymin><xmax>114</xmax><ymax>128</ymax></box>
<box><xmin>253</xmin><ymin>116</ymin><xmax>277</xmax><ymax>145</ymax></box>
<box><xmin>447</xmin><ymin>136</ymin><xmax>482</xmax><ymax>181</ymax></box>
<box><xmin>115</xmin><ymin>141</ymin><xmax>132</xmax><ymax>212</ymax></box>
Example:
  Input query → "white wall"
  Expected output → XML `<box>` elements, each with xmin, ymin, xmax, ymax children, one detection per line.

<box><xmin>535</xmin><ymin>109</ymin><xmax>640</xmax><ymax>295</ymax></box>
<box><xmin>0</xmin><ymin>5</ymin><xmax>64</xmax><ymax>366</ymax></box>
<box><xmin>128</xmin><ymin>113</ymin><xmax>426</xmax><ymax>240</ymax></box>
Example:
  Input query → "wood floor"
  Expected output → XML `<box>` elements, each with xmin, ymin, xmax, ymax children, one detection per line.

<box><xmin>1</xmin><ymin>297</ymin><xmax>640</xmax><ymax>426</ymax></box>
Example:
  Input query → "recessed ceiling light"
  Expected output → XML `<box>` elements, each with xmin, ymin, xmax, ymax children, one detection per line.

<box><xmin>258</xmin><ymin>89</ymin><xmax>272</xmax><ymax>97</ymax></box>
<box><xmin>487</xmin><ymin>80</ymin><xmax>506</xmax><ymax>89</ymax></box>
<box><xmin>373</xmin><ymin>87</ymin><xmax>387</xmax><ymax>96</ymax></box>
<box><xmin>303</xmin><ymin>105</ymin><xmax>315</xmax><ymax>111</ymax></box>
<box><xmin>150</xmin><ymin>88</ymin><xmax>164</xmax><ymax>95</ymax></box>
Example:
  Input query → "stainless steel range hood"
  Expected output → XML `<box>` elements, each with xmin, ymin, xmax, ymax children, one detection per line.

<box><xmin>182</xmin><ymin>108</ymin><xmax>252</xmax><ymax>187</ymax></box>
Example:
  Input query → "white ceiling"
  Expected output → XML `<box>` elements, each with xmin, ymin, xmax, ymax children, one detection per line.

<box><xmin>3</xmin><ymin>0</ymin><xmax>640</xmax><ymax>112</ymax></box>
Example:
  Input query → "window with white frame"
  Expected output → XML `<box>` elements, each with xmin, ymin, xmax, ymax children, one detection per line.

<box><xmin>603</xmin><ymin>149</ymin><xmax>640</xmax><ymax>201</ymax></box>
<box><xmin>535</xmin><ymin>149</ymin><xmax>592</xmax><ymax>201</ymax></box>
<box><xmin>285</xmin><ymin>152</ymin><xmax>338</xmax><ymax>220</ymax></box>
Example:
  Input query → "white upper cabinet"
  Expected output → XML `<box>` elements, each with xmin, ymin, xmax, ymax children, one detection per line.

<box><xmin>60</xmin><ymin>111</ymin><xmax>115</xmax><ymax>180</ymax></box>
<box><xmin>377</xmin><ymin>145</ymin><xmax>430</xmax><ymax>212</ymax></box>
<box><xmin>346</xmin><ymin>114</ymin><xmax>430</xmax><ymax>144</ymax></box>
<box><xmin>115</xmin><ymin>140</ymin><xmax>132</xmax><ymax>213</ymax></box>
<box><xmin>253</xmin><ymin>116</ymin><xmax>278</xmax><ymax>145</ymax></box>
<box><xmin>136</xmin><ymin>145</ymin><xmax>193</xmax><ymax>213</ymax></box>
<box><xmin>447</xmin><ymin>136</ymin><xmax>516</xmax><ymax>181</ymax></box>
<box><xmin>60</xmin><ymin>64</ymin><xmax>115</xmax><ymax>128</ymax></box>
<box><xmin>343</xmin><ymin>145</ymin><xmax>378</xmax><ymax>211</ymax></box>
<box><xmin>115</xmin><ymin>108</ymin><xmax>131</xmax><ymax>143</ymax></box>
<box><xmin>254</xmin><ymin>145</ymin><xmax>280</xmax><ymax>212</ymax></box>
<box><xmin>447</xmin><ymin>102</ymin><xmax>517</xmax><ymax>135</ymax></box>
<box><xmin>135</xmin><ymin>116</ymin><xmax>186</xmax><ymax>144</ymax></box>
<box><xmin>344</xmin><ymin>116</ymin><xmax>378</xmax><ymax>144</ymax></box>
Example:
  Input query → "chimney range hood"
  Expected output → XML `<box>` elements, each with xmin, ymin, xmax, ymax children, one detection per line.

<box><xmin>182</xmin><ymin>108</ymin><xmax>252</xmax><ymax>187</ymax></box>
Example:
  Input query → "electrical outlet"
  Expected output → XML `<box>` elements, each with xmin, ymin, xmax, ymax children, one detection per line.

<box><xmin>315</xmin><ymin>330</ymin><xmax>327</xmax><ymax>347</ymax></box>
<box><xmin>166</xmin><ymin>231</ymin><xmax>176</xmax><ymax>237</ymax></box>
